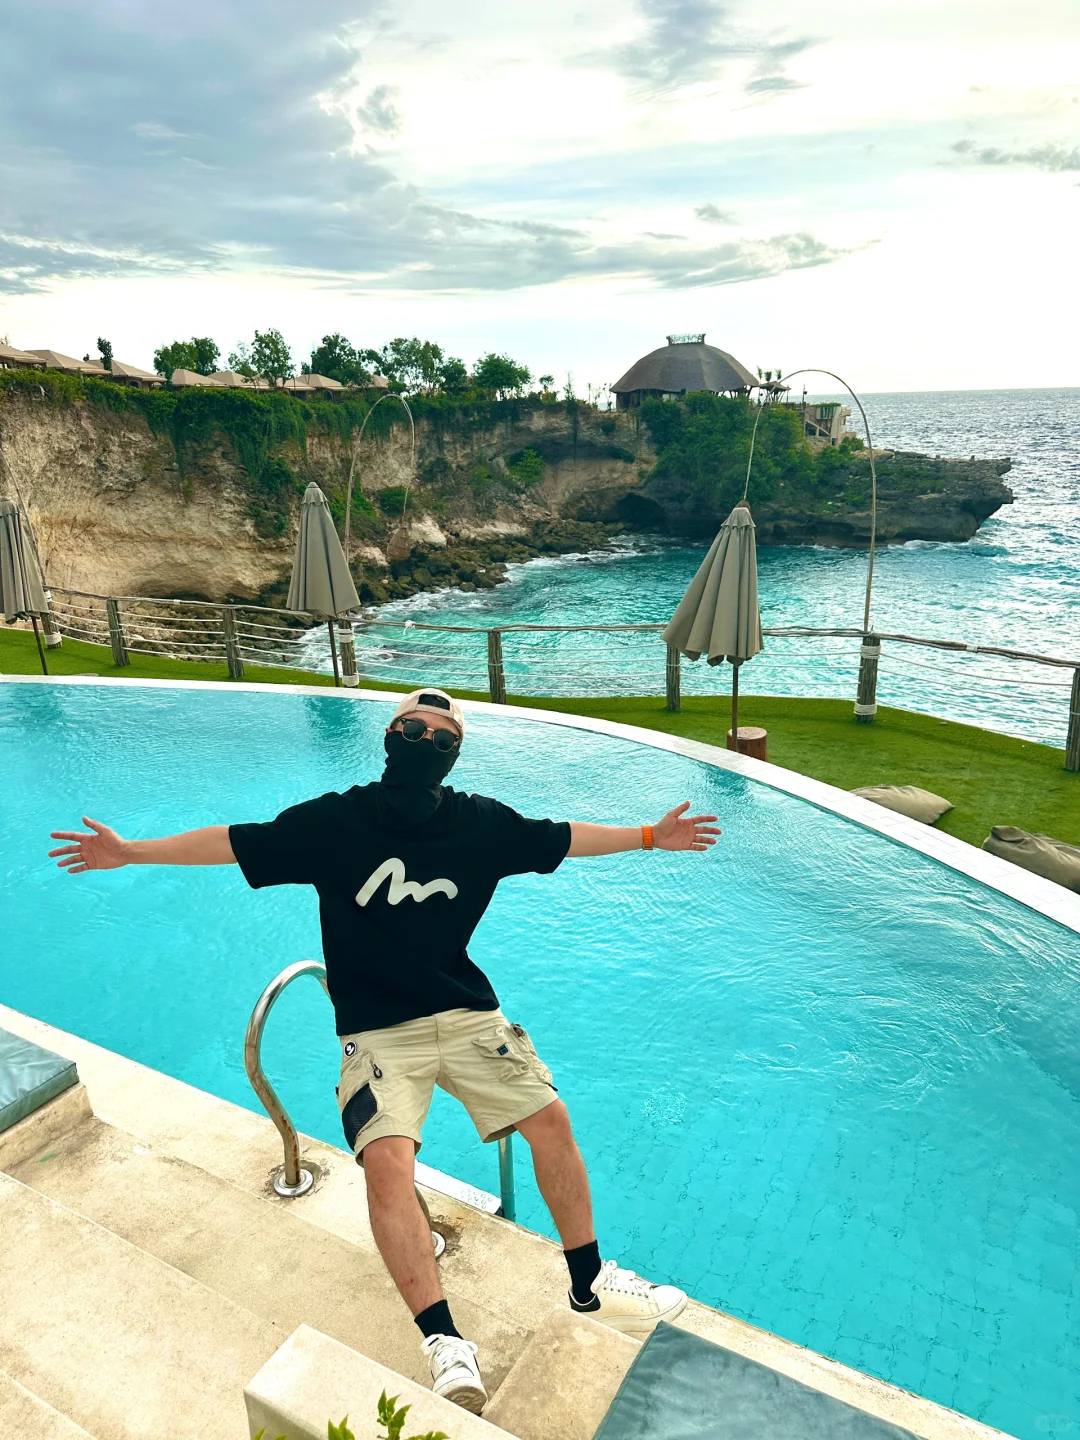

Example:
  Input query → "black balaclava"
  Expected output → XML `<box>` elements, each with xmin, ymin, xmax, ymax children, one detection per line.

<box><xmin>377</xmin><ymin>727</ymin><xmax>459</xmax><ymax>828</ymax></box>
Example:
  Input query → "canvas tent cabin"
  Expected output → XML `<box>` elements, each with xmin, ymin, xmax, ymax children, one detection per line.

<box><xmin>168</xmin><ymin>368</ymin><xmax>223</xmax><ymax>388</ymax></box>
<box><xmin>0</xmin><ymin>344</ymin><xmax>46</xmax><ymax>370</ymax></box>
<box><xmin>109</xmin><ymin>360</ymin><xmax>164</xmax><ymax>389</ymax></box>
<box><xmin>285</xmin><ymin>373</ymin><xmax>344</xmax><ymax>397</ymax></box>
<box><xmin>206</xmin><ymin>370</ymin><xmax>255</xmax><ymax>388</ymax></box>
<box><xmin>27</xmin><ymin>350</ymin><xmax>107</xmax><ymax>377</ymax></box>
<box><xmin>612</xmin><ymin>335</ymin><xmax>759</xmax><ymax>410</ymax></box>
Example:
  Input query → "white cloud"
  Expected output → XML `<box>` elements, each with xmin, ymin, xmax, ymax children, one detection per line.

<box><xmin>0</xmin><ymin>0</ymin><xmax>1078</xmax><ymax>387</ymax></box>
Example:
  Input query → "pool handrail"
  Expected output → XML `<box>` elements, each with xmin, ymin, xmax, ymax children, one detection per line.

<box><xmin>243</xmin><ymin>959</ymin><xmax>330</xmax><ymax>1198</ymax></box>
<box><xmin>243</xmin><ymin>960</ymin><xmax>516</xmax><ymax>1239</ymax></box>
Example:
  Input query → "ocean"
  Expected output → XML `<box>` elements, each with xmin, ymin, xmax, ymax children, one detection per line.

<box><xmin>316</xmin><ymin>388</ymin><xmax>1080</xmax><ymax>746</ymax></box>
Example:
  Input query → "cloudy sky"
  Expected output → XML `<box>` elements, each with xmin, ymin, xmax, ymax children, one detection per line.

<box><xmin>1</xmin><ymin>0</ymin><xmax>1077</xmax><ymax>391</ymax></box>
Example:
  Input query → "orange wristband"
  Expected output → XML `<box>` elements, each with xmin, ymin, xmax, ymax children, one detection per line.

<box><xmin>641</xmin><ymin>824</ymin><xmax>654</xmax><ymax>851</ymax></box>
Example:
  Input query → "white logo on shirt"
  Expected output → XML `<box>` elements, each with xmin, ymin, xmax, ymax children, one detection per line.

<box><xmin>355</xmin><ymin>857</ymin><xmax>459</xmax><ymax>908</ymax></box>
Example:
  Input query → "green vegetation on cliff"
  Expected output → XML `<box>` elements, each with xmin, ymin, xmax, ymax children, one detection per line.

<box><xmin>640</xmin><ymin>392</ymin><xmax>864</xmax><ymax>513</ymax></box>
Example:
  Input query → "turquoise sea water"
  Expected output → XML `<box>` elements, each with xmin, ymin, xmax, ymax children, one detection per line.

<box><xmin>3</xmin><ymin>682</ymin><xmax>1078</xmax><ymax>1440</ymax></box>
<box><xmin>308</xmin><ymin>388</ymin><xmax>1080</xmax><ymax>747</ymax></box>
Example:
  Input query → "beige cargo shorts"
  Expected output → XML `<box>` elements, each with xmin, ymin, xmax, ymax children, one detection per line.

<box><xmin>337</xmin><ymin>1006</ymin><xmax>558</xmax><ymax>1161</ymax></box>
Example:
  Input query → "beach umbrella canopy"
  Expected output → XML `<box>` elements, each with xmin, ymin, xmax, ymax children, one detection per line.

<box><xmin>1</xmin><ymin>497</ymin><xmax>50</xmax><ymax>674</ymax></box>
<box><xmin>0</xmin><ymin>497</ymin><xmax>48</xmax><ymax>623</ymax></box>
<box><xmin>663</xmin><ymin>501</ymin><xmax>763</xmax><ymax>665</ymax></box>
<box><xmin>287</xmin><ymin>482</ymin><xmax>360</xmax><ymax>689</ymax></box>
<box><xmin>287</xmin><ymin>482</ymin><xmax>359</xmax><ymax>618</ymax></box>
<box><xmin>662</xmin><ymin>500</ymin><xmax>763</xmax><ymax>742</ymax></box>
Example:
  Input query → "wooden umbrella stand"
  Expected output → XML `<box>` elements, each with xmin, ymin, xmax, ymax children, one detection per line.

<box><xmin>725</xmin><ymin>660</ymin><xmax>768</xmax><ymax>760</ymax></box>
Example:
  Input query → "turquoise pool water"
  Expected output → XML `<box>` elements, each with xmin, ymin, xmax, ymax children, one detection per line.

<box><xmin>2</xmin><ymin>680</ymin><xmax>1078</xmax><ymax>1439</ymax></box>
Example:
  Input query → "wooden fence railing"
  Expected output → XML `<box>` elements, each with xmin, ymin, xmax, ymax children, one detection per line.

<box><xmin>41</xmin><ymin>586</ymin><xmax>1080</xmax><ymax>771</ymax></box>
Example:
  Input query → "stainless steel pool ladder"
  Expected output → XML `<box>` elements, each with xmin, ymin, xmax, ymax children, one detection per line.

<box><xmin>243</xmin><ymin>961</ymin><xmax>518</xmax><ymax>1238</ymax></box>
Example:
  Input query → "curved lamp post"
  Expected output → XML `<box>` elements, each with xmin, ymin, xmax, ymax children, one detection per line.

<box><xmin>774</xmin><ymin>369</ymin><xmax>881</xmax><ymax>724</ymax></box>
<box><xmin>344</xmin><ymin>393</ymin><xmax>416</xmax><ymax>558</ymax></box>
<box><xmin>338</xmin><ymin>393</ymin><xmax>416</xmax><ymax>686</ymax></box>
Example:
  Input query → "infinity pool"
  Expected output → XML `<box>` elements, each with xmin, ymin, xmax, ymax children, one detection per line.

<box><xmin>2</xmin><ymin>681</ymin><xmax>1077</xmax><ymax>1439</ymax></box>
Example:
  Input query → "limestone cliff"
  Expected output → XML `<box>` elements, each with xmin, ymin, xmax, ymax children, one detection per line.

<box><xmin>0</xmin><ymin>378</ymin><xmax>1013</xmax><ymax>606</ymax></box>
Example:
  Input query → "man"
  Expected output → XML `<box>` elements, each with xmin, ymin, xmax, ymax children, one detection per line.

<box><xmin>49</xmin><ymin>687</ymin><xmax>720</xmax><ymax>1415</ymax></box>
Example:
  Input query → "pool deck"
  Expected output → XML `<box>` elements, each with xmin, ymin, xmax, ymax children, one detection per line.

<box><xmin>0</xmin><ymin>1000</ymin><xmax>1017</xmax><ymax>1440</ymax></box>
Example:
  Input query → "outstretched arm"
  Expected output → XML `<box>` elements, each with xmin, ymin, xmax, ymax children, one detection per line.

<box><xmin>48</xmin><ymin>818</ymin><xmax>236</xmax><ymax>873</ymax></box>
<box><xmin>567</xmin><ymin>802</ymin><xmax>720</xmax><ymax>857</ymax></box>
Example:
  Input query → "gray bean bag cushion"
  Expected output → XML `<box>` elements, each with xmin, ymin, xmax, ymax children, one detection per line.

<box><xmin>851</xmin><ymin>785</ymin><xmax>954</xmax><ymax>825</ymax></box>
<box><xmin>982</xmin><ymin>825</ymin><xmax>1080</xmax><ymax>892</ymax></box>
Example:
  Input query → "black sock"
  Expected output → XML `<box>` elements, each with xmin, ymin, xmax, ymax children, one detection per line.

<box><xmin>414</xmin><ymin>1299</ymin><xmax>461</xmax><ymax>1340</ymax></box>
<box><xmin>565</xmin><ymin>1239</ymin><xmax>602</xmax><ymax>1309</ymax></box>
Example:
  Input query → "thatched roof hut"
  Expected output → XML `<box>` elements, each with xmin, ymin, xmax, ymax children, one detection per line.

<box><xmin>612</xmin><ymin>335</ymin><xmax>758</xmax><ymax>409</ymax></box>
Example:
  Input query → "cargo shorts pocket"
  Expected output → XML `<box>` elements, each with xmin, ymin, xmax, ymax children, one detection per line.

<box><xmin>473</xmin><ymin>1024</ymin><xmax>554</xmax><ymax>1088</ymax></box>
<box><xmin>340</xmin><ymin>1050</ymin><xmax>383</xmax><ymax>1151</ymax></box>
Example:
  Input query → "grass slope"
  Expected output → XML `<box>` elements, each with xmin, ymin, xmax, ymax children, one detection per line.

<box><xmin>3</xmin><ymin>627</ymin><xmax>1075</xmax><ymax>848</ymax></box>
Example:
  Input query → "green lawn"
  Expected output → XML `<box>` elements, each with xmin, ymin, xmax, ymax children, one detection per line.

<box><xmin>3</xmin><ymin>626</ymin><xmax>1076</xmax><ymax>848</ymax></box>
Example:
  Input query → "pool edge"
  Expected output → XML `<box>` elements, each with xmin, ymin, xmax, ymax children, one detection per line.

<box><xmin>4</xmin><ymin>673</ymin><xmax>1078</xmax><ymax>936</ymax></box>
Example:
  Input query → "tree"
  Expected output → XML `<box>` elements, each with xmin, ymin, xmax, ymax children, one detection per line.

<box><xmin>473</xmin><ymin>352</ymin><xmax>531</xmax><ymax>399</ymax></box>
<box><xmin>96</xmin><ymin>337</ymin><xmax>113</xmax><ymax>371</ymax></box>
<box><xmin>249</xmin><ymin>328</ymin><xmax>294</xmax><ymax>382</ymax></box>
<box><xmin>227</xmin><ymin>343</ymin><xmax>256</xmax><ymax>379</ymax></box>
<box><xmin>306</xmin><ymin>333</ymin><xmax>369</xmax><ymax>386</ymax></box>
<box><xmin>228</xmin><ymin>329</ymin><xmax>293</xmax><ymax>382</ymax></box>
<box><xmin>154</xmin><ymin>337</ymin><xmax>220</xmax><ymax>380</ymax></box>
<box><xmin>438</xmin><ymin>355</ymin><xmax>469</xmax><ymax>392</ymax></box>
<box><xmin>362</xmin><ymin>337</ymin><xmax>447</xmax><ymax>393</ymax></box>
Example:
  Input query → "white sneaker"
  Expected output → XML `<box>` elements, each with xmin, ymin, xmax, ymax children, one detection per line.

<box><xmin>421</xmin><ymin>1334</ymin><xmax>488</xmax><ymax>1414</ymax></box>
<box><xmin>574</xmin><ymin>1259</ymin><xmax>688</xmax><ymax>1336</ymax></box>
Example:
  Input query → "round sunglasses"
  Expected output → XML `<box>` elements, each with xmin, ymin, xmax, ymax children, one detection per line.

<box><xmin>398</xmin><ymin>717</ymin><xmax>461</xmax><ymax>753</ymax></box>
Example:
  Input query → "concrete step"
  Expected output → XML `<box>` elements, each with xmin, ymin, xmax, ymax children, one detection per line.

<box><xmin>10</xmin><ymin>1112</ymin><xmax>532</xmax><ymax>1397</ymax></box>
<box><xmin>0</xmin><ymin>1168</ymin><xmax>281</xmax><ymax>1440</ymax></box>
<box><xmin>484</xmin><ymin>1306</ymin><xmax>641</xmax><ymax>1440</ymax></box>
<box><xmin>247</xmin><ymin>1324</ymin><xmax>517</xmax><ymax>1440</ymax></box>
<box><xmin>0</xmin><ymin>1370</ymin><xmax>97</xmax><ymax>1440</ymax></box>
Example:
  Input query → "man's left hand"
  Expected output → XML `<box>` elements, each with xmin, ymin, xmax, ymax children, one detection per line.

<box><xmin>653</xmin><ymin>801</ymin><xmax>721</xmax><ymax>852</ymax></box>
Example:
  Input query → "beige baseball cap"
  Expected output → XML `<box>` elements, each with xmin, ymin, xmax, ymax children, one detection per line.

<box><xmin>389</xmin><ymin>687</ymin><xmax>466</xmax><ymax>738</ymax></box>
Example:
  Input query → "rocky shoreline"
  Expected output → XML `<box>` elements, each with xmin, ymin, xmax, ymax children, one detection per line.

<box><xmin>0</xmin><ymin>381</ymin><xmax>1014</xmax><ymax>607</ymax></box>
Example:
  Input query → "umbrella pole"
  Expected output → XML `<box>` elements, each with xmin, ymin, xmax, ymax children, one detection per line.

<box><xmin>730</xmin><ymin>660</ymin><xmax>740</xmax><ymax>750</ymax></box>
<box><xmin>327</xmin><ymin>618</ymin><xmax>342</xmax><ymax>687</ymax></box>
<box><xmin>31</xmin><ymin>615</ymin><xmax>49</xmax><ymax>675</ymax></box>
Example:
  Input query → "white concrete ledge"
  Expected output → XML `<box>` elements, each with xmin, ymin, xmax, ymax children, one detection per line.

<box><xmin>484</xmin><ymin>1306</ymin><xmax>640</xmax><ymax>1440</ymax></box>
<box><xmin>4</xmin><ymin>675</ymin><xmax>1077</xmax><ymax>934</ymax></box>
<box><xmin>244</xmin><ymin>1324</ymin><xmax>514</xmax><ymax>1440</ymax></box>
<box><xmin>0</xmin><ymin>1082</ymin><xmax>92</xmax><ymax>1172</ymax></box>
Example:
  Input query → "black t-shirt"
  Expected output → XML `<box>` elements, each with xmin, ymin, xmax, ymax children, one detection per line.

<box><xmin>230</xmin><ymin>784</ymin><xmax>571</xmax><ymax>1035</ymax></box>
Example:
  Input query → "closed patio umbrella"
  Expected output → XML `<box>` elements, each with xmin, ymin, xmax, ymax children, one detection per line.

<box><xmin>287</xmin><ymin>482</ymin><xmax>360</xmax><ymax>687</ymax></box>
<box><xmin>662</xmin><ymin>500</ymin><xmax>763</xmax><ymax>747</ymax></box>
<box><xmin>0</xmin><ymin>497</ymin><xmax>50</xmax><ymax>673</ymax></box>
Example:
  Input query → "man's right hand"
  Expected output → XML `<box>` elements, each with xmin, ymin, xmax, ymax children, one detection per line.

<box><xmin>48</xmin><ymin>821</ymin><xmax>235</xmax><ymax>872</ymax></box>
<box><xmin>49</xmin><ymin>817</ymin><xmax>126</xmax><ymax>873</ymax></box>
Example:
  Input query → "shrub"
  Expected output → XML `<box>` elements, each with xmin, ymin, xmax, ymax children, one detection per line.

<box><xmin>506</xmin><ymin>448</ymin><xmax>544</xmax><ymax>490</ymax></box>
<box><xmin>378</xmin><ymin>485</ymin><xmax>411</xmax><ymax>516</ymax></box>
<box><xmin>469</xmin><ymin>463</ymin><xmax>493</xmax><ymax>496</ymax></box>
